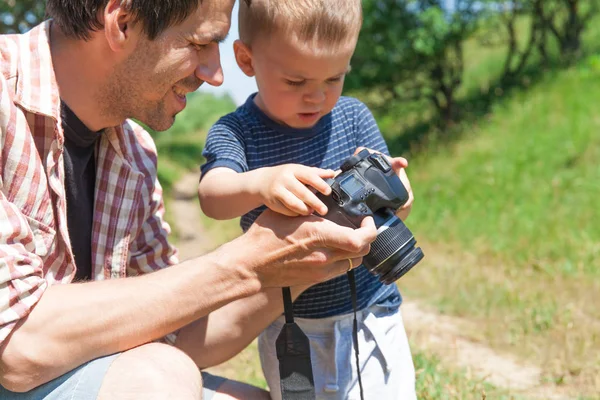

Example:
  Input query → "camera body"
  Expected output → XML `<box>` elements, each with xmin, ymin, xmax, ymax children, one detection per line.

<box><xmin>318</xmin><ymin>149</ymin><xmax>424</xmax><ymax>284</ymax></box>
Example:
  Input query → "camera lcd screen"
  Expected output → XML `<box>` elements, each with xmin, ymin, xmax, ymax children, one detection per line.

<box><xmin>340</xmin><ymin>175</ymin><xmax>365</xmax><ymax>196</ymax></box>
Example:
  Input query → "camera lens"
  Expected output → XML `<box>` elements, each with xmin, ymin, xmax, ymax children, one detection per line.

<box><xmin>363</xmin><ymin>215</ymin><xmax>424</xmax><ymax>284</ymax></box>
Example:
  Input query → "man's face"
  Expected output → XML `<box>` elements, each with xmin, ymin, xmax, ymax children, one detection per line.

<box><xmin>250</xmin><ymin>35</ymin><xmax>356</xmax><ymax>129</ymax></box>
<box><xmin>103</xmin><ymin>0</ymin><xmax>234</xmax><ymax>131</ymax></box>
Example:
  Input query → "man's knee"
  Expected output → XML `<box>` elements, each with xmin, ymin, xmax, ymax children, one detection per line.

<box><xmin>98</xmin><ymin>343</ymin><xmax>202</xmax><ymax>399</ymax></box>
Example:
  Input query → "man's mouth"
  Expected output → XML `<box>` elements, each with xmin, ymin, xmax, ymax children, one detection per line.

<box><xmin>172</xmin><ymin>87</ymin><xmax>188</xmax><ymax>99</ymax></box>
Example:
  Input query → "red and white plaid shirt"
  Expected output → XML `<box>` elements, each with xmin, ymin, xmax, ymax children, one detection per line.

<box><xmin>0</xmin><ymin>22</ymin><xmax>179</xmax><ymax>344</ymax></box>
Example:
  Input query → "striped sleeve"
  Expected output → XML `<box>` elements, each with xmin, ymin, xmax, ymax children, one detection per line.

<box><xmin>200</xmin><ymin>114</ymin><xmax>248</xmax><ymax>179</ymax></box>
<box><xmin>0</xmin><ymin>72</ymin><xmax>49</xmax><ymax>345</ymax></box>
<box><xmin>353</xmin><ymin>99</ymin><xmax>390</xmax><ymax>157</ymax></box>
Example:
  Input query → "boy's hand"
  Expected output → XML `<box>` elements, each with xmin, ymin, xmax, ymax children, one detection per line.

<box><xmin>353</xmin><ymin>147</ymin><xmax>414</xmax><ymax>220</ymax></box>
<box><xmin>257</xmin><ymin>164</ymin><xmax>336</xmax><ymax>217</ymax></box>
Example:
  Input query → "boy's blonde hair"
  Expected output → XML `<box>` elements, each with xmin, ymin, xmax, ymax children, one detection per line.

<box><xmin>239</xmin><ymin>0</ymin><xmax>362</xmax><ymax>49</ymax></box>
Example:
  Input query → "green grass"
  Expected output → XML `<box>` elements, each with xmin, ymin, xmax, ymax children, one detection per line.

<box><xmin>413</xmin><ymin>351</ymin><xmax>517</xmax><ymax>400</ymax></box>
<box><xmin>397</xmin><ymin>58</ymin><xmax>600</xmax><ymax>395</ymax></box>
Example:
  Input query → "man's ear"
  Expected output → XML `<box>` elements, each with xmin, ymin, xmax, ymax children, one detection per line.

<box><xmin>234</xmin><ymin>39</ymin><xmax>255</xmax><ymax>77</ymax></box>
<box><xmin>102</xmin><ymin>0</ymin><xmax>139</xmax><ymax>53</ymax></box>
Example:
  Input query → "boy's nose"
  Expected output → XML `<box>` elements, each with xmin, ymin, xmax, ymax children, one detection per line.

<box><xmin>196</xmin><ymin>45</ymin><xmax>224</xmax><ymax>87</ymax></box>
<box><xmin>304</xmin><ymin>89</ymin><xmax>325</xmax><ymax>104</ymax></box>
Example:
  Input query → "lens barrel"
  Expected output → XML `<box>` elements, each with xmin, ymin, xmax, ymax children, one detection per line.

<box><xmin>364</xmin><ymin>216</ymin><xmax>424</xmax><ymax>284</ymax></box>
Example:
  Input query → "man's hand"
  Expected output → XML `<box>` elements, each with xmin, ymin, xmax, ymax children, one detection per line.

<box><xmin>233</xmin><ymin>210</ymin><xmax>378</xmax><ymax>288</ymax></box>
<box><xmin>255</xmin><ymin>164</ymin><xmax>336</xmax><ymax>217</ymax></box>
<box><xmin>354</xmin><ymin>147</ymin><xmax>414</xmax><ymax>221</ymax></box>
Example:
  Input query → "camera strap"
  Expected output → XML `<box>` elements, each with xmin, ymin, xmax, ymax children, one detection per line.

<box><xmin>347</xmin><ymin>269</ymin><xmax>365</xmax><ymax>400</ymax></box>
<box><xmin>277</xmin><ymin>274</ymin><xmax>366</xmax><ymax>400</ymax></box>
<box><xmin>276</xmin><ymin>287</ymin><xmax>316</xmax><ymax>399</ymax></box>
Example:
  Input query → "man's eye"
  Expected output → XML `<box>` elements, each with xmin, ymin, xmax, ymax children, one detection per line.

<box><xmin>191</xmin><ymin>43</ymin><xmax>207</xmax><ymax>51</ymax></box>
<box><xmin>327</xmin><ymin>77</ymin><xmax>343</xmax><ymax>84</ymax></box>
<box><xmin>286</xmin><ymin>80</ymin><xmax>305</xmax><ymax>87</ymax></box>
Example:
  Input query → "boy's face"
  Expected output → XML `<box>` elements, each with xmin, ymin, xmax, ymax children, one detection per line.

<box><xmin>245</xmin><ymin>35</ymin><xmax>356</xmax><ymax>129</ymax></box>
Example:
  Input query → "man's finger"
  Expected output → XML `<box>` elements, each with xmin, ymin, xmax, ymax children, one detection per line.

<box><xmin>310</xmin><ymin>216</ymin><xmax>377</xmax><ymax>253</ymax></box>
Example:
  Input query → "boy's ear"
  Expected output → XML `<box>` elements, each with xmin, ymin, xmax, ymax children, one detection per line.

<box><xmin>102</xmin><ymin>0</ymin><xmax>140</xmax><ymax>53</ymax></box>
<box><xmin>234</xmin><ymin>39</ymin><xmax>255</xmax><ymax>77</ymax></box>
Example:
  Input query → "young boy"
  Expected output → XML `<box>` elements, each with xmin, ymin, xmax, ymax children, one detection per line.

<box><xmin>198</xmin><ymin>0</ymin><xmax>417</xmax><ymax>398</ymax></box>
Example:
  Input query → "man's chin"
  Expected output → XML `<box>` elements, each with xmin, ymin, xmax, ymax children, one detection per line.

<box><xmin>138</xmin><ymin>113</ymin><xmax>176</xmax><ymax>132</ymax></box>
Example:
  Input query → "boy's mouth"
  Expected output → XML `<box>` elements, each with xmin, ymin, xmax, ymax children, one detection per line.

<box><xmin>297</xmin><ymin>111</ymin><xmax>320</xmax><ymax>122</ymax></box>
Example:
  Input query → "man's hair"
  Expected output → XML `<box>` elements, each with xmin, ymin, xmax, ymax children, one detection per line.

<box><xmin>239</xmin><ymin>0</ymin><xmax>362</xmax><ymax>48</ymax></box>
<box><xmin>46</xmin><ymin>0</ymin><xmax>215</xmax><ymax>40</ymax></box>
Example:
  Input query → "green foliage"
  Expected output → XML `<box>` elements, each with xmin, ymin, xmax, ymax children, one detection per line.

<box><xmin>149</xmin><ymin>92</ymin><xmax>237</xmax><ymax>193</ymax></box>
<box><xmin>0</xmin><ymin>0</ymin><xmax>45</xmax><ymax>34</ymax></box>
<box><xmin>348</xmin><ymin>0</ymin><xmax>483</xmax><ymax>124</ymax></box>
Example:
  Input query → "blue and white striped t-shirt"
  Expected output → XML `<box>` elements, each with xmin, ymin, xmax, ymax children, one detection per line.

<box><xmin>201</xmin><ymin>94</ymin><xmax>400</xmax><ymax>318</ymax></box>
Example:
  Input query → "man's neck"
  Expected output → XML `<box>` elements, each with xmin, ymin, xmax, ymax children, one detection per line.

<box><xmin>49</xmin><ymin>23</ymin><xmax>118</xmax><ymax>132</ymax></box>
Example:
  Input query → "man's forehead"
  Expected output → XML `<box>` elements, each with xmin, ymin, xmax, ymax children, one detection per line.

<box><xmin>185</xmin><ymin>0</ymin><xmax>234</xmax><ymax>37</ymax></box>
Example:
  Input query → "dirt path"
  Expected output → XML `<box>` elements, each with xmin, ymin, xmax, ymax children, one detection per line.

<box><xmin>171</xmin><ymin>173</ymin><xmax>215</xmax><ymax>259</ymax></box>
<box><xmin>170</xmin><ymin>172</ymin><xmax>577</xmax><ymax>399</ymax></box>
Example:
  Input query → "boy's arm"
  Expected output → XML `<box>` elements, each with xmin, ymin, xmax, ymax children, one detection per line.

<box><xmin>198</xmin><ymin>167</ymin><xmax>265</xmax><ymax>220</ymax></box>
<box><xmin>198</xmin><ymin>164</ymin><xmax>335</xmax><ymax>220</ymax></box>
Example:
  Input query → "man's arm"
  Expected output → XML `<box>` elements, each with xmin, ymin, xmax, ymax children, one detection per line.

<box><xmin>175</xmin><ymin>285</ymin><xmax>308</xmax><ymax>368</ymax></box>
<box><xmin>0</xmin><ymin>211</ymin><xmax>375</xmax><ymax>392</ymax></box>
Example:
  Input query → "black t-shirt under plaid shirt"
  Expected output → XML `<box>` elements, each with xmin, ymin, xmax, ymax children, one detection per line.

<box><xmin>201</xmin><ymin>94</ymin><xmax>401</xmax><ymax>318</ymax></box>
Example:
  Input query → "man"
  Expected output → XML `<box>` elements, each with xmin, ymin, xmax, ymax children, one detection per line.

<box><xmin>0</xmin><ymin>0</ymin><xmax>412</xmax><ymax>399</ymax></box>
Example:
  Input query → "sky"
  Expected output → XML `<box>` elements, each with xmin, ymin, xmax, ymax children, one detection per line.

<box><xmin>199</xmin><ymin>1</ymin><xmax>257</xmax><ymax>105</ymax></box>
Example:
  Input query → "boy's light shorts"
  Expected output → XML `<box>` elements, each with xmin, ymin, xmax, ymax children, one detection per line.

<box><xmin>0</xmin><ymin>353</ymin><xmax>226</xmax><ymax>400</ymax></box>
<box><xmin>258</xmin><ymin>302</ymin><xmax>417</xmax><ymax>400</ymax></box>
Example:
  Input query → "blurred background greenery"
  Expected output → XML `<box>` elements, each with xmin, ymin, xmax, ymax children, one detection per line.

<box><xmin>4</xmin><ymin>0</ymin><xmax>599</xmax><ymax>398</ymax></box>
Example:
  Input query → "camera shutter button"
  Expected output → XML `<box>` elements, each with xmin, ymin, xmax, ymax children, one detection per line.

<box><xmin>370</xmin><ymin>154</ymin><xmax>391</xmax><ymax>173</ymax></box>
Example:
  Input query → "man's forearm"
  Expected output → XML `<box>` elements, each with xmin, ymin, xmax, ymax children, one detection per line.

<box><xmin>0</xmin><ymin>242</ymin><xmax>259</xmax><ymax>392</ymax></box>
<box><xmin>175</xmin><ymin>286</ymin><xmax>308</xmax><ymax>368</ymax></box>
<box><xmin>198</xmin><ymin>168</ymin><xmax>264</xmax><ymax>219</ymax></box>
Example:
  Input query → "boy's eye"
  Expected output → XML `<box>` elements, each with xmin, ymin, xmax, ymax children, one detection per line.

<box><xmin>286</xmin><ymin>79</ymin><xmax>305</xmax><ymax>87</ymax></box>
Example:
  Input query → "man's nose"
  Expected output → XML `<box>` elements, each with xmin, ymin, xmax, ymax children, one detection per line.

<box><xmin>195</xmin><ymin>45</ymin><xmax>224</xmax><ymax>87</ymax></box>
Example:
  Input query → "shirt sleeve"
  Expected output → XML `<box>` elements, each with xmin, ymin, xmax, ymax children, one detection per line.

<box><xmin>353</xmin><ymin>99</ymin><xmax>391</xmax><ymax>157</ymax></box>
<box><xmin>200</xmin><ymin>114</ymin><xmax>248</xmax><ymax>179</ymax></box>
<box><xmin>0</xmin><ymin>72</ymin><xmax>49</xmax><ymax>345</ymax></box>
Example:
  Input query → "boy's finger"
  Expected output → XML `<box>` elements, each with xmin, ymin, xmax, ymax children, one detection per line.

<box><xmin>290</xmin><ymin>180</ymin><xmax>329</xmax><ymax>216</ymax></box>
<box><xmin>296</xmin><ymin>168</ymin><xmax>333</xmax><ymax>196</ymax></box>
<box><xmin>279</xmin><ymin>190</ymin><xmax>313</xmax><ymax>216</ymax></box>
<box><xmin>390</xmin><ymin>156</ymin><xmax>408</xmax><ymax>170</ymax></box>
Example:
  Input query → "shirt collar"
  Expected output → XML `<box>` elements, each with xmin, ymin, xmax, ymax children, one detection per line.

<box><xmin>14</xmin><ymin>20</ymin><xmax>62</xmax><ymax>121</ymax></box>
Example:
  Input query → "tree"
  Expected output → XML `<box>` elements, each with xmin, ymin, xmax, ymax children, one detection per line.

<box><xmin>0</xmin><ymin>0</ymin><xmax>46</xmax><ymax>34</ymax></box>
<box><xmin>347</xmin><ymin>0</ymin><xmax>482</xmax><ymax>127</ymax></box>
<box><xmin>538</xmin><ymin>0</ymin><xmax>599</xmax><ymax>59</ymax></box>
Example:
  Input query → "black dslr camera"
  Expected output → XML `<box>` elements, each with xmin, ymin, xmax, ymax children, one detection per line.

<box><xmin>317</xmin><ymin>149</ymin><xmax>424</xmax><ymax>284</ymax></box>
